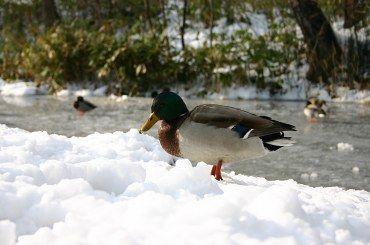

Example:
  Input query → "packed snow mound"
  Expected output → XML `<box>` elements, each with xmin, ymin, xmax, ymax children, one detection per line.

<box><xmin>0</xmin><ymin>125</ymin><xmax>370</xmax><ymax>245</ymax></box>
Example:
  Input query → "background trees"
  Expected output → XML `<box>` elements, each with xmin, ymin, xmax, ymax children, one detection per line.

<box><xmin>0</xmin><ymin>0</ymin><xmax>368</xmax><ymax>94</ymax></box>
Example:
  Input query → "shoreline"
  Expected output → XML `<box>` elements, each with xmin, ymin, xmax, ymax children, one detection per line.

<box><xmin>1</xmin><ymin>79</ymin><xmax>369</xmax><ymax>103</ymax></box>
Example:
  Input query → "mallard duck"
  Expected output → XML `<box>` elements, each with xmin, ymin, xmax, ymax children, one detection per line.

<box><xmin>304</xmin><ymin>97</ymin><xmax>326</xmax><ymax>122</ymax></box>
<box><xmin>151</xmin><ymin>88</ymin><xmax>170</xmax><ymax>98</ymax></box>
<box><xmin>73</xmin><ymin>96</ymin><xmax>97</xmax><ymax>115</ymax></box>
<box><xmin>139</xmin><ymin>92</ymin><xmax>296</xmax><ymax>180</ymax></box>
<box><xmin>151</xmin><ymin>91</ymin><xmax>159</xmax><ymax>98</ymax></box>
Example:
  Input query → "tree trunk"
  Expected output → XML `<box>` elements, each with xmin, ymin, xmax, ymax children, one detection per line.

<box><xmin>290</xmin><ymin>0</ymin><xmax>342</xmax><ymax>83</ymax></box>
<box><xmin>144</xmin><ymin>0</ymin><xmax>154</xmax><ymax>33</ymax></box>
<box><xmin>159</xmin><ymin>0</ymin><xmax>171</xmax><ymax>54</ymax></box>
<box><xmin>343</xmin><ymin>0</ymin><xmax>366</xmax><ymax>28</ymax></box>
<box><xmin>180</xmin><ymin>0</ymin><xmax>188</xmax><ymax>51</ymax></box>
<box><xmin>208</xmin><ymin>0</ymin><xmax>214</xmax><ymax>48</ymax></box>
<box><xmin>41</xmin><ymin>0</ymin><xmax>60</xmax><ymax>27</ymax></box>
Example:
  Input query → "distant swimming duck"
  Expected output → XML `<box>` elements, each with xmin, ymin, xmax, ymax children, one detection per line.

<box><xmin>73</xmin><ymin>96</ymin><xmax>97</xmax><ymax>115</ymax></box>
<box><xmin>304</xmin><ymin>97</ymin><xmax>326</xmax><ymax>122</ymax></box>
<box><xmin>140</xmin><ymin>92</ymin><xmax>296</xmax><ymax>180</ymax></box>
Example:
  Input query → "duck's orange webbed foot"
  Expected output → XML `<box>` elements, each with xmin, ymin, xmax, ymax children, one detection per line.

<box><xmin>211</xmin><ymin>160</ymin><xmax>223</xmax><ymax>181</ymax></box>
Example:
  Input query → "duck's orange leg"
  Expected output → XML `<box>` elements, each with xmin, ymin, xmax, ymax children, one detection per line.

<box><xmin>211</xmin><ymin>165</ymin><xmax>216</xmax><ymax>176</ymax></box>
<box><xmin>211</xmin><ymin>160</ymin><xmax>223</xmax><ymax>181</ymax></box>
<box><xmin>78</xmin><ymin>111</ymin><xmax>85</xmax><ymax>117</ymax></box>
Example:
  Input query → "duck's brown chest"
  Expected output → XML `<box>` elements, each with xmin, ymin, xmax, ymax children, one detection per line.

<box><xmin>158</xmin><ymin>121</ymin><xmax>181</xmax><ymax>157</ymax></box>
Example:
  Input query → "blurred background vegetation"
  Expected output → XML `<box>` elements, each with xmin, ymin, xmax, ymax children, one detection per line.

<box><xmin>0</xmin><ymin>0</ymin><xmax>368</xmax><ymax>95</ymax></box>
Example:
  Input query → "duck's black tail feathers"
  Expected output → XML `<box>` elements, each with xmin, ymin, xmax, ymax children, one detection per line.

<box><xmin>260</xmin><ymin>132</ymin><xmax>295</xmax><ymax>152</ymax></box>
<box><xmin>229</xmin><ymin>115</ymin><xmax>296</xmax><ymax>152</ymax></box>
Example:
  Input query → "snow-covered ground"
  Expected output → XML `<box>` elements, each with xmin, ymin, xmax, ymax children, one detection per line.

<box><xmin>0</xmin><ymin>125</ymin><xmax>370</xmax><ymax>245</ymax></box>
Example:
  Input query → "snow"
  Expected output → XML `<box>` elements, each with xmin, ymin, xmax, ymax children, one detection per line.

<box><xmin>0</xmin><ymin>124</ymin><xmax>370</xmax><ymax>244</ymax></box>
<box><xmin>352</xmin><ymin>166</ymin><xmax>360</xmax><ymax>174</ymax></box>
<box><xmin>0</xmin><ymin>81</ymin><xmax>46</xmax><ymax>96</ymax></box>
<box><xmin>333</xmin><ymin>20</ymin><xmax>367</xmax><ymax>44</ymax></box>
<box><xmin>193</xmin><ymin>83</ymin><xmax>370</xmax><ymax>103</ymax></box>
<box><xmin>0</xmin><ymin>79</ymin><xmax>108</xmax><ymax>98</ymax></box>
<box><xmin>1</xmin><ymin>77</ymin><xmax>369</xmax><ymax>103</ymax></box>
<box><xmin>0</xmin><ymin>220</ymin><xmax>16</xmax><ymax>245</ymax></box>
<box><xmin>300</xmin><ymin>172</ymin><xmax>319</xmax><ymax>182</ymax></box>
<box><xmin>56</xmin><ymin>85</ymin><xmax>108</xmax><ymax>98</ymax></box>
<box><xmin>337</xmin><ymin>143</ymin><xmax>354</xmax><ymax>152</ymax></box>
<box><xmin>248</xmin><ymin>13</ymin><xmax>269</xmax><ymax>37</ymax></box>
<box><xmin>109</xmin><ymin>94</ymin><xmax>128</xmax><ymax>102</ymax></box>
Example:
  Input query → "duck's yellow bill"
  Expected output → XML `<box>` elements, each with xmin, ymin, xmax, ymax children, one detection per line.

<box><xmin>139</xmin><ymin>112</ymin><xmax>159</xmax><ymax>133</ymax></box>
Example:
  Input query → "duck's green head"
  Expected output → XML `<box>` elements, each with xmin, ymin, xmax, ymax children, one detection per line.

<box><xmin>140</xmin><ymin>92</ymin><xmax>188</xmax><ymax>133</ymax></box>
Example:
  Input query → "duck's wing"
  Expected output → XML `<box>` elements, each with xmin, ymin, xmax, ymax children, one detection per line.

<box><xmin>189</xmin><ymin>104</ymin><xmax>296</xmax><ymax>138</ymax></box>
<box><xmin>84</xmin><ymin>100</ymin><xmax>97</xmax><ymax>109</ymax></box>
<box><xmin>78</xmin><ymin>100</ymin><xmax>97</xmax><ymax>111</ymax></box>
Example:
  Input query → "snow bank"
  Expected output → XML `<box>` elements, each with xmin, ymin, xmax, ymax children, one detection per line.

<box><xmin>109</xmin><ymin>94</ymin><xmax>128</xmax><ymax>102</ymax></box>
<box><xmin>190</xmin><ymin>84</ymin><xmax>369</xmax><ymax>103</ymax></box>
<box><xmin>0</xmin><ymin>81</ymin><xmax>46</xmax><ymax>97</ymax></box>
<box><xmin>0</xmin><ymin>125</ymin><xmax>370</xmax><ymax>244</ymax></box>
<box><xmin>56</xmin><ymin>85</ymin><xmax>108</xmax><ymax>97</ymax></box>
<box><xmin>1</xmin><ymin>77</ymin><xmax>369</xmax><ymax>103</ymax></box>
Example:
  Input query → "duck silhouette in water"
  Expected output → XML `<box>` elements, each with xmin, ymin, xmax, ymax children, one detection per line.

<box><xmin>73</xmin><ymin>96</ymin><xmax>97</xmax><ymax>115</ymax></box>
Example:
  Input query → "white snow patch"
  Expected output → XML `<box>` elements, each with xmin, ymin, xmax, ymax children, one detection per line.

<box><xmin>248</xmin><ymin>13</ymin><xmax>269</xmax><ymax>36</ymax></box>
<box><xmin>0</xmin><ymin>125</ymin><xmax>370</xmax><ymax>244</ymax></box>
<box><xmin>109</xmin><ymin>94</ymin><xmax>128</xmax><ymax>102</ymax></box>
<box><xmin>179</xmin><ymin>83</ymin><xmax>370</xmax><ymax>103</ymax></box>
<box><xmin>337</xmin><ymin>142</ymin><xmax>354</xmax><ymax>152</ymax></box>
<box><xmin>300</xmin><ymin>172</ymin><xmax>319</xmax><ymax>182</ymax></box>
<box><xmin>352</xmin><ymin>166</ymin><xmax>360</xmax><ymax>174</ymax></box>
<box><xmin>0</xmin><ymin>220</ymin><xmax>16</xmax><ymax>245</ymax></box>
<box><xmin>55</xmin><ymin>85</ymin><xmax>108</xmax><ymax>98</ymax></box>
<box><xmin>0</xmin><ymin>81</ymin><xmax>46</xmax><ymax>96</ymax></box>
<box><xmin>310</xmin><ymin>172</ymin><xmax>318</xmax><ymax>180</ymax></box>
<box><xmin>55</xmin><ymin>89</ymin><xmax>70</xmax><ymax>97</ymax></box>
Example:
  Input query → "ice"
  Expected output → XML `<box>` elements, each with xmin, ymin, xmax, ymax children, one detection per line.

<box><xmin>0</xmin><ymin>124</ymin><xmax>370</xmax><ymax>244</ymax></box>
<box><xmin>310</xmin><ymin>172</ymin><xmax>318</xmax><ymax>180</ymax></box>
<box><xmin>352</xmin><ymin>166</ymin><xmax>360</xmax><ymax>174</ymax></box>
<box><xmin>337</xmin><ymin>142</ymin><xmax>354</xmax><ymax>152</ymax></box>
